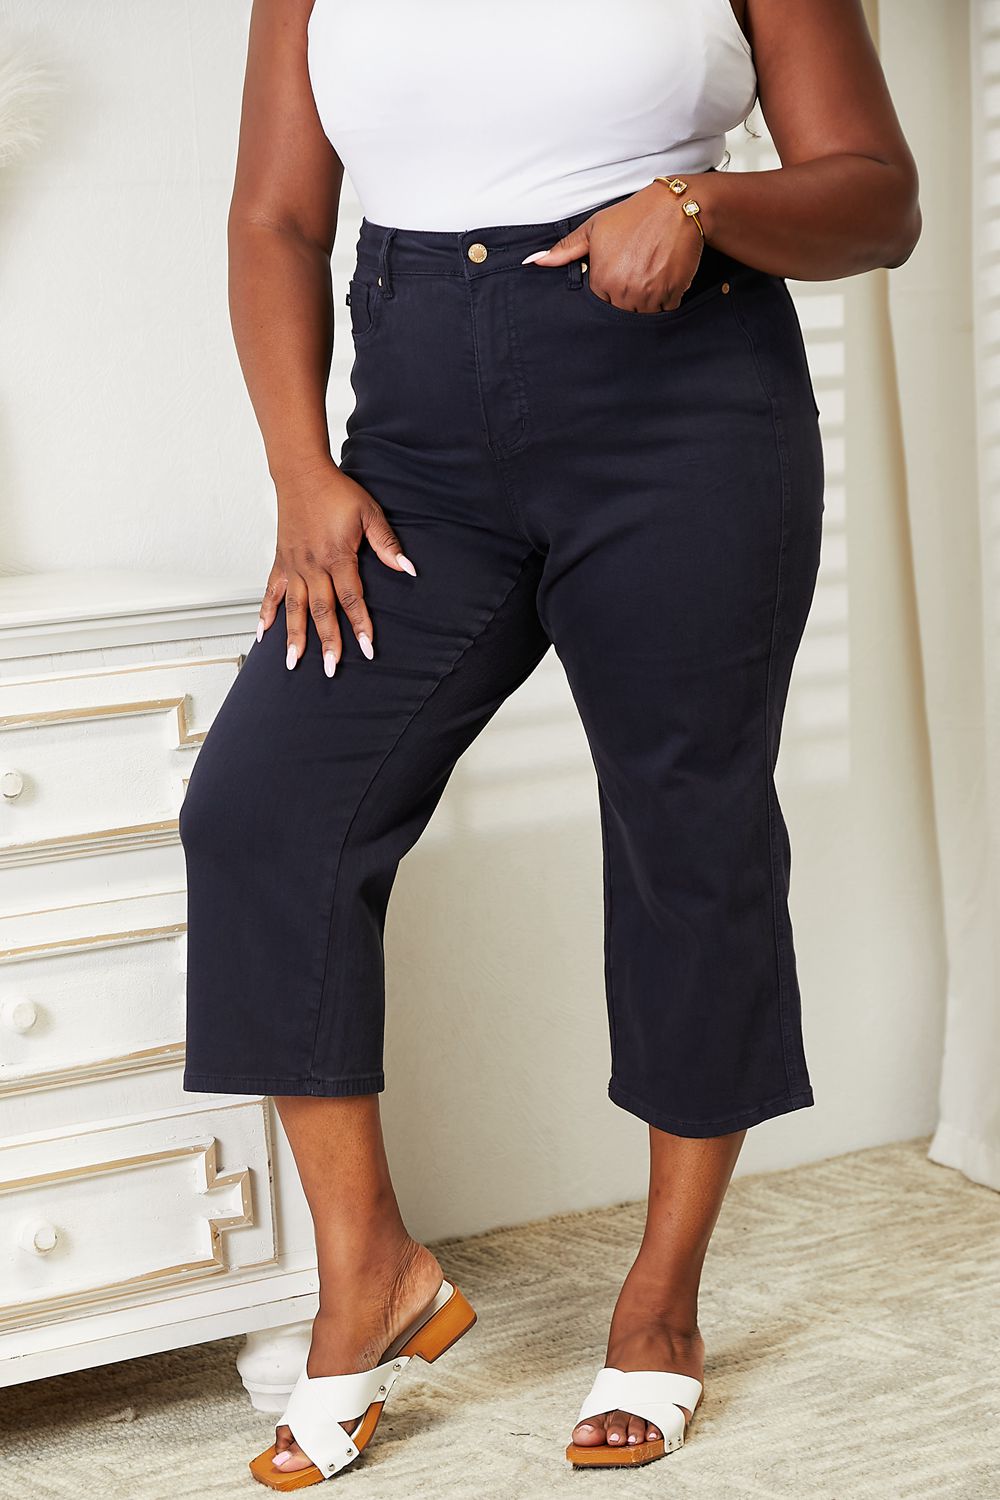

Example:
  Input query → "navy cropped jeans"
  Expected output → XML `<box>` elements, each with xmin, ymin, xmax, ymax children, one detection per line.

<box><xmin>180</xmin><ymin>191</ymin><xmax>824</xmax><ymax>1137</ymax></box>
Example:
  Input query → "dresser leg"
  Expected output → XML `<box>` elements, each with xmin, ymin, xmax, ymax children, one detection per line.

<box><xmin>236</xmin><ymin>1321</ymin><xmax>312</xmax><ymax>1412</ymax></box>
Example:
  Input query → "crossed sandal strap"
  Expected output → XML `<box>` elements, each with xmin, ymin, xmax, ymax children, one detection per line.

<box><xmin>278</xmin><ymin>1354</ymin><xmax>410</xmax><ymax>1478</ymax></box>
<box><xmin>576</xmin><ymin>1367</ymin><xmax>703</xmax><ymax>1444</ymax></box>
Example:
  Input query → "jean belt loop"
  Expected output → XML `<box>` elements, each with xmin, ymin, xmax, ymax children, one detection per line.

<box><xmin>378</xmin><ymin>226</ymin><xmax>398</xmax><ymax>299</ymax></box>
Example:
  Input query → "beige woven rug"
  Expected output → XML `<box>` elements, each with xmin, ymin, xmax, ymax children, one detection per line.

<box><xmin>2</xmin><ymin>1138</ymin><xmax>997</xmax><ymax>1499</ymax></box>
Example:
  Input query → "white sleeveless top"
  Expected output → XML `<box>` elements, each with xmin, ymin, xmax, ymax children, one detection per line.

<box><xmin>306</xmin><ymin>0</ymin><xmax>757</xmax><ymax>231</ymax></box>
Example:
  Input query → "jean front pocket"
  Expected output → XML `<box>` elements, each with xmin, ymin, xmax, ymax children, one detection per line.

<box><xmin>579</xmin><ymin>264</ymin><xmax>734</xmax><ymax>326</ymax></box>
<box><xmin>346</xmin><ymin>276</ymin><xmax>382</xmax><ymax>342</ymax></box>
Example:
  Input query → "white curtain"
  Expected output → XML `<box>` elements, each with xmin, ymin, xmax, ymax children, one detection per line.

<box><xmin>882</xmin><ymin>0</ymin><xmax>1000</xmax><ymax>1190</ymax></box>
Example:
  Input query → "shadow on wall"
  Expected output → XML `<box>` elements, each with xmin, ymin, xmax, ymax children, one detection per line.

<box><xmin>785</xmin><ymin>283</ymin><xmax>848</xmax><ymax>786</ymax></box>
<box><xmin>981</xmin><ymin>14</ymin><xmax>1000</xmax><ymax>614</ymax></box>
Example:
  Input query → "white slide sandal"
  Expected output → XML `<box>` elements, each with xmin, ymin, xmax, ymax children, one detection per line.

<box><xmin>249</xmin><ymin>1278</ymin><xmax>476</xmax><ymax>1489</ymax></box>
<box><xmin>566</xmin><ymin>1366</ymin><xmax>703</xmax><ymax>1467</ymax></box>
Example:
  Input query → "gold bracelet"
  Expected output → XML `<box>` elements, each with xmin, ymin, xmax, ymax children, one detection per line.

<box><xmin>652</xmin><ymin>175</ymin><xmax>705</xmax><ymax>239</ymax></box>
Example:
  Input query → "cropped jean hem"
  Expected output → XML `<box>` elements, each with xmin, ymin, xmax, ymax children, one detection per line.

<box><xmin>182</xmin><ymin>1070</ymin><xmax>386</xmax><ymax>1098</ymax></box>
<box><xmin>608</xmin><ymin>1076</ymin><xmax>815</xmax><ymax>1138</ymax></box>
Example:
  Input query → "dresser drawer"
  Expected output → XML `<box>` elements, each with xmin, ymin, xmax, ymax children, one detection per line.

<box><xmin>0</xmin><ymin>1099</ymin><xmax>275</xmax><ymax>1329</ymax></box>
<box><xmin>0</xmin><ymin>655</ymin><xmax>241</xmax><ymax>866</ymax></box>
<box><xmin>0</xmin><ymin>892</ymin><xmax>187</xmax><ymax>1096</ymax></box>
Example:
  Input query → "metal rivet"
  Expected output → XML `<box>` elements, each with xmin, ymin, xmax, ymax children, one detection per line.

<box><xmin>393</xmin><ymin>1362</ymin><xmax>402</xmax><ymax>1370</ymax></box>
<box><xmin>467</xmin><ymin>242</ymin><xmax>488</xmax><ymax>263</ymax></box>
<box><xmin>721</xmin><ymin>281</ymin><xmax>730</xmax><ymax>294</ymax></box>
<box><xmin>378</xmin><ymin>1385</ymin><xmax>386</xmax><ymax>1394</ymax></box>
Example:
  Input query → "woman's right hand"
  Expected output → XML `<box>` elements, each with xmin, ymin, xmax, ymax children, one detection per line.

<box><xmin>257</xmin><ymin>460</ymin><xmax>416</xmax><ymax>677</ymax></box>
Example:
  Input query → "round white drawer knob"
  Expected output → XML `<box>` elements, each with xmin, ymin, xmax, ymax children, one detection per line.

<box><xmin>0</xmin><ymin>770</ymin><xmax>24</xmax><ymax>800</ymax></box>
<box><xmin>1</xmin><ymin>997</ymin><xmax>37</xmax><ymax>1033</ymax></box>
<box><xmin>19</xmin><ymin>1220</ymin><xmax>58</xmax><ymax>1255</ymax></box>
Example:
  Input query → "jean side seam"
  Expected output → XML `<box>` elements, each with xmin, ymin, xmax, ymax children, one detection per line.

<box><xmin>304</xmin><ymin>552</ymin><xmax>540</xmax><ymax>1083</ymax></box>
<box><xmin>728</xmin><ymin>286</ymin><xmax>796</xmax><ymax>1100</ymax></box>
<box><xmin>597</xmin><ymin>784</ymin><xmax>619</xmax><ymax>1074</ymax></box>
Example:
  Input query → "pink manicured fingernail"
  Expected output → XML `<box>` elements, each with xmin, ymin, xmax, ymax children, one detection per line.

<box><xmin>395</xmin><ymin>553</ymin><xmax>417</xmax><ymax>576</ymax></box>
<box><xmin>286</xmin><ymin>645</ymin><xmax>298</xmax><ymax>670</ymax></box>
<box><xmin>324</xmin><ymin>650</ymin><xmax>337</xmax><ymax>678</ymax></box>
<box><xmin>358</xmin><ymin>633</ymin><xmax>374</xmax><ymax>660</ymax></box>
<box><xmin>521</xmin><ymin>250</ymin><xmax>550</xmax><ymax>264</ymax></box>
<box><xmin>272</xmin><ymin>1452</ymin><xmax>290</xmax><ymax>1467</ymax></box>
<box><xmin>256</xmin><ymin>619</ymin><xmax>264</xmax><ymax>642</ymax></box>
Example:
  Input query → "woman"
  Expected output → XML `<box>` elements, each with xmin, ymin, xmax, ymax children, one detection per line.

<box><xmin>179</xmin><ymin>0</ymin><xmax>920</xmax><ymax>1485</ymax></box>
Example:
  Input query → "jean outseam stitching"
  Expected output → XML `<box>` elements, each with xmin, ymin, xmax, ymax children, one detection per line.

<box><xmin>597</xmin><ymin>784</ymin><xmax>619</xmax><ymax>1073</ymax></box>
<box><xmin>304</xmin><ymin>553</ymin><xmax>540</xmax><ymax>1083</ymax></box>
<box><xmin>728</xmin><ymin>281</ymin><xmax>796</xmax><ymax>1098</ymax></box>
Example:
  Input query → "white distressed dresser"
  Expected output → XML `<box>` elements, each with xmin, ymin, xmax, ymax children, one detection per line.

<box><xmin>0</xmin><ymin>570</ymin><xmax>315</xmax><ymax>1409</ymax></box>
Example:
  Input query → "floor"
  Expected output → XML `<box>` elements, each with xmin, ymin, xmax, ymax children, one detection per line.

<box><xmin>2</xmin><ymin>1138</ymin><xmax>998</xmax><ymax>1499</ymax></box>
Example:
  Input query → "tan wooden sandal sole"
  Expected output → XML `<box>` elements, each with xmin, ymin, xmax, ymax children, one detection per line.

<box><xmin>565</xmin><ymin>1425</ymin><xmax>688</xmax><ymax>1467</ymax></box>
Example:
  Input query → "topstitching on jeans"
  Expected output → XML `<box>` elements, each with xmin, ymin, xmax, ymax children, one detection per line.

<box><xmin>303</xmin><ymin>553</ymin><xmax>541</xmax><ymax>1084</ymax></box>
<box><xmin>727</xmin><ymin>280</ymin><xmax>796</xmax><ymax>1099</ymax></box>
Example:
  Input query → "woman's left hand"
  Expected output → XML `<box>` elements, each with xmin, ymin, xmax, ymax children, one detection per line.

<box><xmin>522</xmin><ymin>182</ymin><xmax>705</xmax><ymax>313</ymax></box>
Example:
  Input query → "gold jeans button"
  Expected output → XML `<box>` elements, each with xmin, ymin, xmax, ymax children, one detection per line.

<box><xmin>467</xmin><ymin>242</ymin><xmax>488</xmax><ymax>263</ymax></box>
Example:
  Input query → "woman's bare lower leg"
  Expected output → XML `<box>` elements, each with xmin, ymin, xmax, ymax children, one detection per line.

<box><xmin>571</xmin><ymin>1125</ymin><xmax>747</xmax><ymax>1450</ymax></box>
<box><xmin>270</xmin><ymin>1094</ymin><xmax>443</xmax><ymax>1473</ymax></box>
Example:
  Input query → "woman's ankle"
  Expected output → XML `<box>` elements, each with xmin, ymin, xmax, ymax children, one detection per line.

<box><xmin>316</xmin><ymin>1232</ymin><xmax>440</xmax><ymax>1307</ymax></box>
<box><xmin>315</xmin><ymin>1204</ymin><xmax>411</xmax><ymax>1270</ymax></box>
<box><xmin>613</xmin><ymin>1265</ymin><xmax>702</xmax><ymax>1340</ymax></box>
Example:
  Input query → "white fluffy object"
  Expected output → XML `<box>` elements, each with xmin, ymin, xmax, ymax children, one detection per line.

<box><xmin>0</xmin><ymin>36</ymin><xmax>57</xmax><ymax>168</ymax></box>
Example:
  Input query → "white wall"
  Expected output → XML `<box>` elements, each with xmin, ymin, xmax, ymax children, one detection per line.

<box><xmin>1</xmin><ymin>0</ymin><xmax>949</xmax><ymax>1238</ymax></box>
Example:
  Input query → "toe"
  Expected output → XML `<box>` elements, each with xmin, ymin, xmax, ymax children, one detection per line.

<box><xmin>275</xmin><ymin>1444</ymin><xmax>313</xmax><ymax>1472</ymax></box>
<box><xmin>646</xmin><ymin>1423</ymin><xmax>662</xmax><ymax>1443</ymax></box>
<box><xmin>626</xmin><ymin>1414</ymin><xmax>647</xmax><ymax>1446</ymax></box>
<box><xmin>605</xmin><ymin>1409</ymin><xmax>630</xmax><ymax>1447</ymax></box>
<box><xmin>571</xmin><ymin>1415</ymin><xmax>607</xmax><ymax>1447</ymax></box>
<box><xmin>271</xmin><ymin>1428</ymin><xmax>314</xmax><ymax>1473</ymax></box>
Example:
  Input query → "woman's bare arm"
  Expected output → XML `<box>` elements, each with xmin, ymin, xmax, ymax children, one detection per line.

<box><xmin>230</xmin><ymin>0</ymin><xmax>414</xmax><ymax>672</ymax></box>
<box><xmin>228</xmin><ymin>0</ymin><xmax>342</xmax><ymax>486</ymax></box>
<box><xmin>694</xmin><ymin>0</ymin><xmax>921</xmax><ymax>277</ymax></box>
<box><xmin>530</xmin><ymin>0</ymin><xmax>921</xmax><ymax>308</ymax></box>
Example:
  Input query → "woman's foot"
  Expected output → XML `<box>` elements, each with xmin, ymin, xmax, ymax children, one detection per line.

<box><xmin>570</xmin><ymin>1269</ymin><xmax>705</xmax><ymax>1451</ymax></box>
<box><xmin>271</xmin><ymin>1234</ymin><xmax>445</xmax><ymax>1474</ymax></box>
